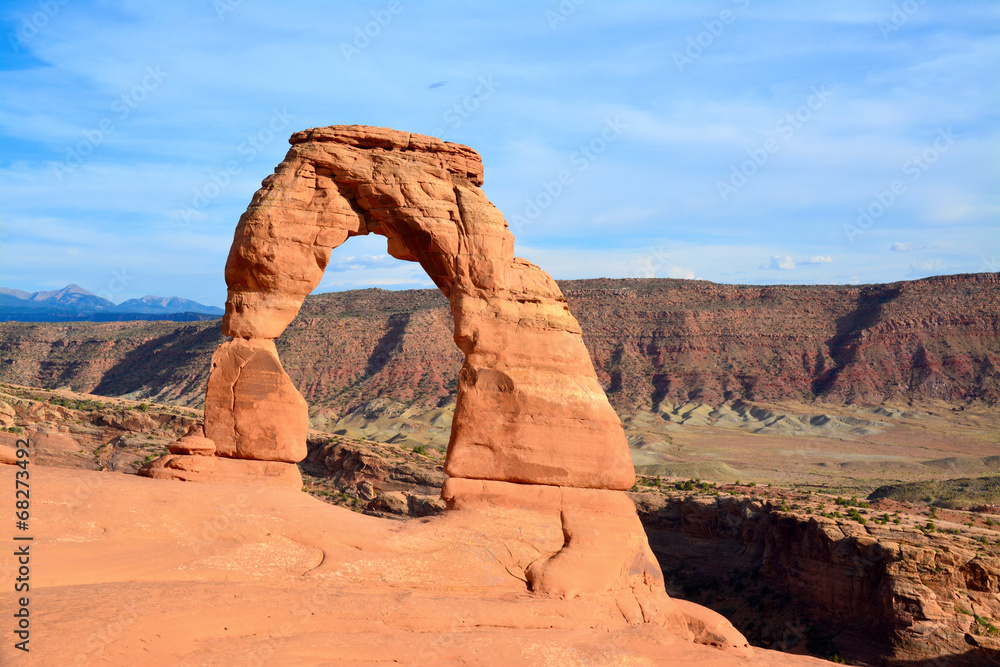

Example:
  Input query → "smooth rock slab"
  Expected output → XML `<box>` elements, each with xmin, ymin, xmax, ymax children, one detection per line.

<box><xmin>0</xmin><ymin>466</ymin><xmax>838</xmax><ymax>665</ymax></box>
<box><xmin>139</xmin><ymin>453</ymin><xmax>302</xmax><ymax>490</ymax></box>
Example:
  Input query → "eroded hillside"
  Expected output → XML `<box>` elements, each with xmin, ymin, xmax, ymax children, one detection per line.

<box><xmin>0</xmin><ymin>274</ymin><xmax>996</xmax><ymax>415</ymax></box>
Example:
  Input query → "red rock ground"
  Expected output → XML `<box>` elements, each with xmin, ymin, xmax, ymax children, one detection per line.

<box><xmin>0</xmin><ymin>465</ymin><xmax>827</xmax><ymax>666</ymax></box>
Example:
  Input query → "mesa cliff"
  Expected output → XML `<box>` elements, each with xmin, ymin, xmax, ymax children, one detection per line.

<box><xmin>0</xmin><ymin>274</ymin><xmax>996</xmax><ymax>416</ymax></box>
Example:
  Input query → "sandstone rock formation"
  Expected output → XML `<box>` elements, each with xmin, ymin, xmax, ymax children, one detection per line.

<box><xmin>0</xmin><ymin>443</ymin><xmax>17</xmax><ymax>465</ymax></box>
<box><xmin>166</xmin><ymin>424</ymin><xmax>216</xmax><ymax>456</ymax></box>
<box><xmin>203</xmin><ymin>338</ymin><xmax>307</xmax><ymax>463</ymax></box>
<box><xmin>217</xmin><ymin>125</ymin><xmax>634</xmax><ymax>490</ymax></box>
<box><xmin>140</xmin><ymin>453</ymin><xmax>303</xmax><ymax>489</ymax></box>
<box><xmin>148</xmin><ymin>125</ymin><xmax>638</xmax><ymax>492</ymax></box>
<box><xmin>137</xmin><ymin>125</ymin><xmax>751</xmax><ymax>652</ymax></box>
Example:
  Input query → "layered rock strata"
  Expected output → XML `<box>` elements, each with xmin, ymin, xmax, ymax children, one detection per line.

<box><xmin>636</xmin><ymin>492</ymin><xmax>1000</xmax><ymax>665</ymax></box>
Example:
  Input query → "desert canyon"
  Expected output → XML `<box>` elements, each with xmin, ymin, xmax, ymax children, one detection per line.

<box><xmin>1</xmin><ymin>126</ymin><xmax>997</xmax><ymax>666</ymax></box>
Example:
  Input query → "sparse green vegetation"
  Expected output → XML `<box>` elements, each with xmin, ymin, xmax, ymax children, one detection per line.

<box><xmin>956</xmin><ymin>607</ymin><xmax>1000</xmax><ymax>637</ymax></box>
<box><xmin>834</xmin><ymin>495</ymin><xmax>869</xmax><ymax>509</ymax></box>
<box><xmin>870</xmin><ymin>476</ymin><xmax>1000</xmax><ymax>510</ymax></box>
<box><xmin>47</xmin><ymin>396</ymin><xmax>108</xmax><ymax>411</ymax></box>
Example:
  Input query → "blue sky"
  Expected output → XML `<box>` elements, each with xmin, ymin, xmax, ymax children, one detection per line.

<box><xmin>0</xmin><ymin>0</ymin><xmax>997</xmax><ymax>307</ymax></box>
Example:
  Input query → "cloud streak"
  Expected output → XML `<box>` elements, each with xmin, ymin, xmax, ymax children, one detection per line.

<box><xmin>0</xmin><ymin>0</ymin><xmax>996</xmax><ymax>306</ymax></box>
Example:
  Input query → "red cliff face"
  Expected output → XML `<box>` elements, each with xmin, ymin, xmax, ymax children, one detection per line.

<box><xmin>0</xmin><ymin>274</ymin><xmax>997</xmax><ymax>412</ymax></box>
<box><xmin>568</xmin><ymin>273</ymin><xmax>1000</xmax><ymax>409</ymax></box>
<box><xmin>633</xmin><ymin>491</ymin><xmax>1000</xmax><ymax>666</ymax></box>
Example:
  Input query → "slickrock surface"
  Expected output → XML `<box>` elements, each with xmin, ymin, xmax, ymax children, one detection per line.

<box><xmin>0</xmin><ymin>465</ymin><xmax>828</xmax><ymax>666</ymax></box>
<box><xmin>5</xmin><ymin>384</ymin><xmax>998</xmax><ymax>664</ymax></box>
<box><xmin>296</xmin><ymin>429</ymin><xmax>1000</xmax><ymax>665</ymax></box>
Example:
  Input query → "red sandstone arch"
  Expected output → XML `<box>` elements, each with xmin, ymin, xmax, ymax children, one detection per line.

<box><xmin>140</xmin><ymin>128</ymin><xmax>752</xmax><ymax>648</ymax></box>
<box><xmin>205</xmin><ymin>125</ymin><xmax>634</xmax><ymax>491</ymax></box>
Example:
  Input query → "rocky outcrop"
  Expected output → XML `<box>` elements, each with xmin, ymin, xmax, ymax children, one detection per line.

<box><xmin>303</xmin><ymin>435</ymin><xmax>446</xmax><ymax>493</ymax></box>
<box><xmin>140</xmin><ymin>453</ymin><xmax>303</xmax><ymax>489</ymax></box>
<box><xmin>634</xmin><ymin>492</ymin><xmax>1000</xmax><ymax>665</ymax></box>
<box><xmin>0</xmin><ymin>384</ymin><xmax>201</xmax><ymax>472</ymax></box>
<box><xmin>166</xmin><ymin>424</ymin><xmax>216</xmax><ymax>456</ymax></box>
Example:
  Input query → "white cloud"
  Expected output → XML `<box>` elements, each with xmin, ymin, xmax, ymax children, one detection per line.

<box><xmin>768</xmin><ymin>255</ymin><xmax>797</xmax><ymax>270</ymax></box>
<box><xmin>804</xmin><ymin>255</ymin><xmax>833</xmax><ymax>264</ymax></box>
<box><xmin>324</xmin><ymin>253</ymin><xmax>399</xmax><ymax>273</ymax></box>
<box><xmin>890</xmin><ymin>242</ymin><xmax>912</xmax><ymax>252</ymax></box>
<box><xmin>666</xmin><ymin>266</ymin><xmax>696</xmax><ymax>279</ymax></box>
<box><xmin>910</xmin><ymin>259</ymin><xmax>946</xmax><ymax>273</ymax></box>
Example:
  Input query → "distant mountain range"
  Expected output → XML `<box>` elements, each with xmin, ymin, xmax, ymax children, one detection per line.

<box><xmin>0</xmin><ymin>285</ymin><xmax>223</xmax><ymax>322</ymax></box>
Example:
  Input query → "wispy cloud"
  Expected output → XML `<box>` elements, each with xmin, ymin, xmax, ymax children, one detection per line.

<box><xmin>768</xmin><ymin>255</ymin><xmax>797</xmax><ymax>271</ymax></box>
<box><xmin>910</xmin><ymin>258</ymin><xmax>946</xmax><ymax>274</ymax></box>
<box><xmin>0</xmin><ymin>0</ymin><xmax>996</xmax><ymax>304</ymax></box>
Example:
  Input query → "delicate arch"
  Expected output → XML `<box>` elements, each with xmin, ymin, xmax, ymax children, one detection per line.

<box><xmin>207</xmin><ymin>125</ymin><xmax>634</xmax><ymax>490</ymax></box>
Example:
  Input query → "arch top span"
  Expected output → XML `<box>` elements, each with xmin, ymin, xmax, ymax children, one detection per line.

<box><xmin>212</xmin><ymin>124</ymin><xmax>634</xmax><ymax>491</ymax></box>
<box><xmin>224</xmin><ymin>125</ymin><xmax>495</xmax><ymax>339</ymax></box>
